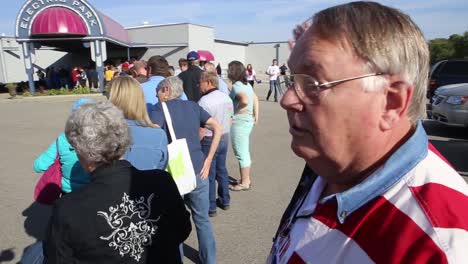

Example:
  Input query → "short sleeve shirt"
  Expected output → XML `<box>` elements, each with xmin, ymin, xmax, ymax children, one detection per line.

<box><xmin>230</xmin><ymin>81</ymin><xmax>255</xmax><ymax>120</ymax></box>
<box><xmin>150</xmin><ymin>99</ymin><xmax>211</xmax><ymax>174</ymax></box>
<box><xmin>198</xmin><ymin>90</ymin><xmax>233</xmax><ymax>137</ymax></box>
<box><xmin>267</xmin><ymin>65</ymin><xmax>280</xmax><ymax>80</ymax></box>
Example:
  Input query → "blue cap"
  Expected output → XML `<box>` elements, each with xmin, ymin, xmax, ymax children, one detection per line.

<box><xmin>72</xmin><ymin>98</ymin><xmax>93</xmax><ymax>110</ymax></box>
<box><xmin>187</xmin><ymin>51</ymin><xmax>199</xmax><ymax>61</ymax></box>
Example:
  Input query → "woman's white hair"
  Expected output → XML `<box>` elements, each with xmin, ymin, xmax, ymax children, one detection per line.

<box><xmin>65</xmin><ymin>101</ymin><xmax>131</xmax><ymax>165</ymax></box>
<box><xmin>157</xmin><ymin>76</ymin><xmax>184</xmax><ymax>98</ymax></box>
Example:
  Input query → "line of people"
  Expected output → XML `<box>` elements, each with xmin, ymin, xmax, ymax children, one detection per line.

<box><xmin>30</xmin><ymin>51</ymin><xmax>259</xmax><ymax>263</ymax></box>
<box><xmin>24</xmin><ymin>1</ymin><xmax>468</xmax><ymax>263</ymax></box>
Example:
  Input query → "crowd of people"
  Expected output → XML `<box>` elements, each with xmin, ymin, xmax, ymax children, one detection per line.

<box><xmin>26</xmin><ymin>1</ymin><xmax>468</xmax><ymax>264</ymax></box>
<box><xmin>35</xmin><ymin>59</ymin><xmax>151</xmax><ymax>92</ymax></box>
<box><xmin>30</xmin><ymin>48</ymin><xmax>259</xmax><ymax>263</ymax></box>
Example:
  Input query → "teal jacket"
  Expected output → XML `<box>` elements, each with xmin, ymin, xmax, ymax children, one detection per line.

<box><xmin>33</xmin><ymin>133</ymin><xmax>90</xmax><ymax>193</ymax></box>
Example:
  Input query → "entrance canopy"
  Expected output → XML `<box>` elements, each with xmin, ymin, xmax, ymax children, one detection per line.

<box><xmin>31</xmin><ymin>7</ymin><xmax>88</xmax><ymax>36</ymax></box>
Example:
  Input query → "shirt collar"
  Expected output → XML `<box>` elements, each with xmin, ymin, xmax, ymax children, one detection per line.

<box><xmin>126</xmin><ymin>119</ymin><xmax>145</xmax><ymax>127</ymax></box>
<box><xmin>203</xmin><ymin>88</ymin><xmax>218</xmax><ymax>96</ymax></box>
<box><xmin>91</xmin><ymin>160</ymin><xmax>132</xmax><ymax>181</ymax></box>
<box><xmin>317</xmin><ymin>121</ymin><xmax>428</xmax><ymax>224</ymax></box>
<box><xmin>148</xmin><ymin>75</ymin><xmax>164</xmax><ymax>81</ymax></box>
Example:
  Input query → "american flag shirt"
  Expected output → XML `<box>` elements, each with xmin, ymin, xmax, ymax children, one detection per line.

<box><xmin>267</xmin><ymin>123</ymin><xmax>468</xmax><ymax>264</ymax></box>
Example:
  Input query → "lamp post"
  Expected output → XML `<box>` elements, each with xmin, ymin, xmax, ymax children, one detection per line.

<box><xmin>274</xmin><ymin>43</ymin><xmax>280</xmax><ymax>63</ymax></box>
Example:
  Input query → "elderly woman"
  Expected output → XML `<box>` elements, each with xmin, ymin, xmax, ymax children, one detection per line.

<box><xmin>109</xmin><ymin>76</ymin><xmax>168</xmax><ymax>170</ymax></box>
<box><xmin>43</xmin><ymin>101</ymin><xmax>191</xmax><ymax>264</ymax></box>
<box><xmin>150</xmin><ymin>76</ymin><xmax>222</xmax><ymax>264</ymax></box>
<box><xmin>228</xmin><ymin>61</ymin><xmax>259</xmax><ymax>191</ymax></box>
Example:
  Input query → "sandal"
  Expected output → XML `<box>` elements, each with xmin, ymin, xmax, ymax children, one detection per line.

<box><xmin>229</xmin><ymin>183</ymin><xmax>251</xmax><ymax>192</ymax></box>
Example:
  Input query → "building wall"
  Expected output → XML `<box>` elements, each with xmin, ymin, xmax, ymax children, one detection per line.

<box><xmin>213</xmin><ymin>41</ymin><xmax>246</xmax><ymax>71</ymax></box>
<box><xmin>0</xmin><ymin>39</ymin><xmax>8</xmax><ymax>83</ymax></box>
<box><xmin>188</xmin><ymin>24</ymin><xmax>214</xmax><ymax>54</ymax></box>
<box><xmin>139</xmin><ymin>47</ymin><xmax>189</xmax><ymax>69</ymax></box>
<box><xmin>1</xmin><ymin>23</ymin><xmax>292</xmax><ymax>84</ymax></box>
<box><xmin>0</xmin><ymin>37</ymin><xmax>80</xmax><ymax>83</ymax></box>
<box><xmin>127</xmin><ymin>24</ymin><xmax>189</xmax><ymax>45</ymax></box>
<box><xmin>245</xmin><ymin>42</ymin><xmax>291</xmax><ymax>74</ymax></box>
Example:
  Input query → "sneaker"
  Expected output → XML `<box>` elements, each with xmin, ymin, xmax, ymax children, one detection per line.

<box><xmin>209</xmin><ymin>211</ymin><xmax>217</xmax><ymax>217</ymax></box>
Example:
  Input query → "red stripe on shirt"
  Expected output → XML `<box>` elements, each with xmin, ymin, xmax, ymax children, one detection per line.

<box><xmin>311</xmin><ymin>197</ymin><xmax>448</xmax><ymax>264</ymax></box>
<box><xmin>410</xmin><ymin>183</ymin><xmax>468</xmax><ymax>231</ymax></box>
<box><xmin>428</xmin><ymin>142</ymin><xmax>452</xmax><ymax>167</ymax></box>
<box><xmin>287</xmin><ymin>252</ymin><xmax>306</xmax><ymax>264</ymax></box>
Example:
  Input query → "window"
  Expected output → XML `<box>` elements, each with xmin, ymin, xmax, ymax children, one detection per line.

<box><xmin>439</xmin><ymin>61</ymin><xmax>468</xmax><ymax>75</ymax></box>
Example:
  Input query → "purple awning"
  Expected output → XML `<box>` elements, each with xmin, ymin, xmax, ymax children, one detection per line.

<box><xmin>198</xmin><ymin>50</ymin><xmax>215</xmax><ymax>61</ymax></box>
<box><xmin>31</xmin><ymin>7</ymin><xmax>88</xmax><ymax>36</ymax></box>
<box><xmin>98</xmin><ymin>11</ymin><xmax>130</xmax><ymax>44</ymax></box>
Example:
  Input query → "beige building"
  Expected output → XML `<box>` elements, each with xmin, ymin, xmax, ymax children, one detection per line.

<box><xmin>1</xmin><ymin>0</ymin><xmax>290</xmax><ymax>92</ymax></box>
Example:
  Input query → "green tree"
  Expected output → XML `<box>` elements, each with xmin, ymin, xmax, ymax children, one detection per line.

<box><xmin>449</xmin><ymin>32</ymin><xmax>468</xmax><ymax>59</ymax></box>
<box><xmin>429</xmin><ymin>38</ymin><xmax>455</xmax><ymax>63</ymax></box>
<box><xmin>428</xmin><ymin>31</ymin><xmax>468</xmax><ymax>64</ymax></box>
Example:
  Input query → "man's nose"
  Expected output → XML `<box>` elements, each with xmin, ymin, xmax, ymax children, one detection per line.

<box><xmin>280</xmin><ymin>88</ymin><xmax>304</xmax><ymax>112</ymax></box>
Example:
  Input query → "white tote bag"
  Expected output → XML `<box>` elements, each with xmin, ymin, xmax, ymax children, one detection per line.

<box><xmin>161</xmin><ymin>102</ymin><xmax>197</xmax><ymax>195</ymax></box>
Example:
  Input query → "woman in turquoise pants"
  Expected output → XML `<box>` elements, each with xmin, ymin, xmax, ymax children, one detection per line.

<box><xmin>228</xmin><ymin>61</ymin><xmax>259</xmax><ymax>191</ymax></box>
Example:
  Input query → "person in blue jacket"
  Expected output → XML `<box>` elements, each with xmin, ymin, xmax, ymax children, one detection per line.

<box><xmin>33</xmin><ymin>98</ymin><xmax>92</xmax><ymax>193</ymax></box>
<box><xmin>109</xmin><ymin>76</ymin><xmax>168</xmax><ymax>170</ymax></box>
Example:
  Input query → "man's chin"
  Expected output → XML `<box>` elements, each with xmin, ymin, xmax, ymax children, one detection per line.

<box><xmin>291</xmin><ymin>139</ymin><xmax>318</xmax><ymax>160</ymax></box>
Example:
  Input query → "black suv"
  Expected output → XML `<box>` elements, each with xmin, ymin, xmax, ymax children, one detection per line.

<box><xmin>427</xmin><ymin>59</ymin><xmax>468</xmax><ymax>99</ymax></box>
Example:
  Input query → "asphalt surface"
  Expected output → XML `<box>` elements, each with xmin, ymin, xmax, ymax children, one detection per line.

<box><xmin>0</xmin><ymin>86</ymin><xmax>466</xmax><ymax>264</ymax></box>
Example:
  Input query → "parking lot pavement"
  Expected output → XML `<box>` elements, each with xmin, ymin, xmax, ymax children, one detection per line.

<box><xmin>0</xmin><ymin>84</ymin><xmax>304</xmax><ymax>264</ymax></box>
<box><xmin>423</xmin><ymin>120</ymin><xmax>468</xmax><ymax>182</ymax></box>
<box><xmin>0</xmin><ymin>90</ymin><xmax>466</xmax><ymax>263</ymax></box>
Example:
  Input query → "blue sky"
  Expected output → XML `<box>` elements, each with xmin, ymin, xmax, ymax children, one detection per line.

<box><xmin>1</xmin><ymin>0</ymin><xmax>467</xmax><ymax>42</ymax></box>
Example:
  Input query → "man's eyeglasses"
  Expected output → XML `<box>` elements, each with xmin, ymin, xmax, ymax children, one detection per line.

<box><xmin>285</xmin><ymin>73</ymin><xmax>385</xmax><ymax>104</ymax></box>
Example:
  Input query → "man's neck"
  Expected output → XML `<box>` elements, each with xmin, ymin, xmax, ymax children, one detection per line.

<box><xmin>202</xmin><ymin>87</ymin><xmax>218</xmax><ymax>96</ymax></box>
<box><xmin>315</xmin><ymin>122</ymin><xmax>414</xmax><ymax>196</ymax></box>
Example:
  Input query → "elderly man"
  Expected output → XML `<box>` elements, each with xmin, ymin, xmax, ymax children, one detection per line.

<box><xmin>198</xmin><ymin>72</ymin><xmax>234</xmax><ymax>216</ymax></box>
<box><xmin>133</xmin><ymin>60</ymin><xmax>148</xmax><ymax>83</ymax></box>
<box><xmin>204</xmin><ymin>62</ymin><xmax>229</xmax><ymax>95</ymax></box>
<box><xmin>268</xmin><ymin>2</ymin><xmax>468</xmax><ymax>264</ymax></box>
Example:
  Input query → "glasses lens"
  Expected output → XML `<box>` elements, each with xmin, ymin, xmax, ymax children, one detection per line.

<box><xmin>290</xmin><ymin>74</ymin><xmax>319</xmax><ymax>104</ymax></box>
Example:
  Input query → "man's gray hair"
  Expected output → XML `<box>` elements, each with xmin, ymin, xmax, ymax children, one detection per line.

<box><xmin>65</xmin><ymin>101</ymin><xmax>131</xmax><ymax>165</ymax></box>
<box><xmin>157</xmin><ymin>76</ymin><xmax>184</xmax><ymax>98</ymax></box>
<box><xmin>310</xmin><ymin>1</ymin><xmax>429</xmax><ymax>123</ymax></box>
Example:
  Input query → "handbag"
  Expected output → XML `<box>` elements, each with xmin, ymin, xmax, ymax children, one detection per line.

<box><xmin>161</xmin><ymin>102</ymin><xmax>197</xmax><ymax>195</ymax></box>
<box><xmin>34</xmin><ymin>139</ymin><xmax>63</xmax><ymax>204</ymax></box>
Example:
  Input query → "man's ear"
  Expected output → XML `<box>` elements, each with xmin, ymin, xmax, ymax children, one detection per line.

<box><xmin>162</xmin><ymin>86</ymin><xmax>171</xmax><ymax>95</ymax></box>
<box><xmin>147</xmin><ymin>66</ymin><xmax>152</xmax><ymax>77</ymax></box>
<box><xmin>380</xmin><ymin>76</ymin><xmax>413</xmax><ymax>131</ymax></box>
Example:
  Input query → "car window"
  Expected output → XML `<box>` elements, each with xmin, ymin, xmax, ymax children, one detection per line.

<box><xmin>439</xmin><ymin>61</ymin><xmax>468</xmax><ymax>75</ymax></box>
<box><xmin>430</xmin><ymin>61</ymin><xmax>446</xmax><ymax>76</ymax></box>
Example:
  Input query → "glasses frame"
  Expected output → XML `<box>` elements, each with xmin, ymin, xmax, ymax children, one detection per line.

<box><xmin>285</xmin><ymin>72</ymin><xmax>385</xmax><ymax>104</ymax></box>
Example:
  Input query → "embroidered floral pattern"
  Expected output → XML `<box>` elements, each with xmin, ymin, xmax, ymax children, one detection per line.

<box><xmin>97</xmin><ymin>193</ymin><xmax>160</xmax><ymax>262</ymax></box>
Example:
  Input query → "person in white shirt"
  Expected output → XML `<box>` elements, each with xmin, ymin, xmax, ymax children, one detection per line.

<box><xmin>246</xmin><ymin>64</ymin><xmax>259</xmax><ymax>88</ymax></box>
<box><xmin>266</xmin><ymin>59</ymin><xmax>280</xmax><ymax>102</ymax></box>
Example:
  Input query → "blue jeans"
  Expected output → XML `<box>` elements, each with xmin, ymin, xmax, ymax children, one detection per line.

<box><xmin>201</xmin><ymin>135</ymin><xmax>230</xmax><ymax>213</ymax></box>
<box><xmin>267</xmin><ymin>80</ymin><xmax>279</xmax><ymax>101</ymax></box>
<box><xmin>185</xmin><ymin>173</ymin><xmax>216</xmax><ymax>264</ymax></box>
<box><xmin>21</xmin><ymin>241</ymin><xmax>44</xmax><ymax>264</ymax></box>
